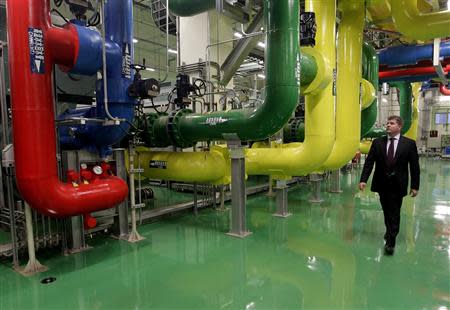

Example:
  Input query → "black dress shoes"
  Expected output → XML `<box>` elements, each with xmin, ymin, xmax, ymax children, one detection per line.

<box><xmin>384</xmin><ymin>245</ymin><xmax>395</xmax><ymax>255</ymax></box>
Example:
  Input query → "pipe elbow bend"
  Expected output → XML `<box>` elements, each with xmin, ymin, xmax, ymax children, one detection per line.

<box><xmin>17</xmin><ymin>177</ymin><xmax>128</xmax><ymax>218</ymax></box>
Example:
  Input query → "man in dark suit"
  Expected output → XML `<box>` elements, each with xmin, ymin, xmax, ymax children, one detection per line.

<box><xmin>359</xmin><ymin>115</ymin><xmax>420</xmax><ymax>255</ymax></box>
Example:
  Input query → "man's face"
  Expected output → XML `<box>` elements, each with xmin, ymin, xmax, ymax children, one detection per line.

<box><xmin>386</xmin><ymin>119</ymin><xmax>402</xmax><ymax>136</ymax></box>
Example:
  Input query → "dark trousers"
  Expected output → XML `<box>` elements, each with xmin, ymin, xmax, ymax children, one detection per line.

<box><xmin>379</xmin><ymin>190</ymin><xmax>403</xmax><ymax>247</ymax></box>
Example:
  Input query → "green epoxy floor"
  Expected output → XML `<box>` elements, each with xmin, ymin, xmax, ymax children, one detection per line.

<box><xmin>0</xmin><ymin>158</ymin><xmax>449</xmax><ymax>309</ymax></box>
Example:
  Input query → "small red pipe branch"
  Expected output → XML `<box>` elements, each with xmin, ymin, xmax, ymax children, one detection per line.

<box><xmin>440</xmin><ymin>84</ymin><xmax>450</xmax><ymax>96</ymax></box>
<box><xmin>379</xmin><ymin>65</ymin><xmax>450</xmax><ymax>79</ymax></box>
<box><xmin>6</xmin><ymin>0</ymin><xmax>128</xmax><ymax>217</ymax></box>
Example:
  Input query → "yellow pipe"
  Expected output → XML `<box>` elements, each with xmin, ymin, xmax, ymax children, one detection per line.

<box><xmin>404</xmin><ymin>82</ymin><xmax>421</xmax><ymax>140</ymax></box>
<box><xmin>361</xmin><ymin>79</ymin><xmax>376</xmax><ymax>110</ymax></box>
<box><xmin>136</xmin><ymin>146</ymin><xmax>231</xmax><ymax>185</ymax></box>
<box><xmin>320</xmin><ymin>0</ymin><xmax>365</xmax><ymax>171</ymax></box>
<box><xmin>359</xmin><ymin>140</ymin><xmax>372</xmax><ymax>154</ymax></box>
<box><xmin>245</xmin><ymin>0</ymin><xmax>336</xmax><ymax>178</ymax></box>
<box><xmin>366</xmin><ymin>0</ymin><xmax>396</xmax><ymax>31</ymax></box>
<box><xmin>391</xmin><ymin>0</ymin><xmax>450</xmax><ymax>41</ymax></box>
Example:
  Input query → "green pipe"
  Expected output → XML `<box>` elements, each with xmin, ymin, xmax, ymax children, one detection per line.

<box><xmin>364</xmin><ymin>127</ymin><xmax>385</xmax><ymax>138</ymax></box>
<box><xmin>169</xmin><ymin>0</ymin><xmax>215</xmax><ymax>17</ymax></box>
<box><xmin>152</xmin><ymin>0</ymin><xmax>312</xmax><ymax>148</ymax></box>
<box><xmin>283</xmin><ymin>118</ymin><xmax>305</xmax><ymax>143</ymax></box>
<box><xmin>300</xmin><ymin>53</ymin><xmax>317</xmax><ymax>87</ymax></box>
<box><xmin>361</xmin><ymin>42</ymin><xmax>378</xmax><ymax>138</ymax></box>
<box><xmin>389</xmin><ymin>81</ymin><xmax>412</xmax><ymax>134</ymax></box>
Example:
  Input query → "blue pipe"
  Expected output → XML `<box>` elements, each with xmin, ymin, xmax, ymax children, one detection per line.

<box><xmin>378</xmin><ymin>41</ymin><xmax>450</xmax><ymax>67</ymax></box>
<box><xmin>59</xmin><ymin>0</ymin><xmax>136</xmax><ymax>157</ymax></box>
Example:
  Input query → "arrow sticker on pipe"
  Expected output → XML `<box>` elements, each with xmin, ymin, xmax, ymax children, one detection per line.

<box><xmin>204</xmin><ymin>116</ymin><xmax>228</xmax><ymax>126</ymax></box>
<box><xmin>28</xmin><ymin>28</ymin><xmax>45</xmax><ymax>74</ymax></box>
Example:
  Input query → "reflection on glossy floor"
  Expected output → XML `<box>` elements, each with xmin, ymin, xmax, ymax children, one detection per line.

<box><xmin>0</xmin><ymin>158</ymin><xmax>449</xmax><ymax>309</ymax></box>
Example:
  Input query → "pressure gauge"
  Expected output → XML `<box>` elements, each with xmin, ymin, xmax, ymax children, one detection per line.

<box><xmin>80</xmin><ymin>163</ymin><xmax>87</xmax><ymax>170</ymax></box>
<box><xmin>93</xmin><ymin>165</ymin><xmax>103</xmax><ymax>175</ymax></box>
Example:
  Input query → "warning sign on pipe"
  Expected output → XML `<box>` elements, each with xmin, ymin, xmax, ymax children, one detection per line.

<box><xmin>28</xmin><ymin>28</ymin><xmax>45</xmax><ymax>74</ymax></box>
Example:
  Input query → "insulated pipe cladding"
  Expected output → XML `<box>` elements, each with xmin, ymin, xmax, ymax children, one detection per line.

<box><xmin>6</xmin><ymin>0</ymin><xmax>128</xmax><ymax>217</ymax></box>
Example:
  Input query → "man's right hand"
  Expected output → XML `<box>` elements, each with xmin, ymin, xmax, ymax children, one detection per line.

<box><xmin>359</xmin><ymin>182</ymin><xmax>366</xmax><ymax>191</ymax></box>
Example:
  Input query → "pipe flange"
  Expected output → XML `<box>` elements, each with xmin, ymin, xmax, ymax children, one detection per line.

<box><xmin>144</xmin><ymin>113</ymin><xmax>165</xmax><ymax>146</ymax></box>
<box><xmin>167</xmin><ymin>109</ymin><xmax>193</xmax><ymax>148</ymax></box>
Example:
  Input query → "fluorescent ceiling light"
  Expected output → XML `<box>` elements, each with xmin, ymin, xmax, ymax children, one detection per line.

<box><xmin>234</xmin><ymin>32</ymin><xmax>243</xmax><ymax>38</ymax></box>
<box><xmin>168</xmin><ymin>49</ymin><xmax>178</xmax><ymax>54</ymax></box>
<box><xmin>133</xmin><ymin>38</ymin><xmax>139</xmax><ymax>43</ymax></box>
<box><xmin>145</xmin><ymin>67</ymin><xmax>156</xmax><ymax>72</ymax></box>
<box><xmin>257</xmin><ymin>42</ymin><xmax>266</xmax><ymax>48</ymax></box>
<box><xmin>257</xmin><ymin>74</ymin><xmax>265</xmax><ymax>79</ymax></box>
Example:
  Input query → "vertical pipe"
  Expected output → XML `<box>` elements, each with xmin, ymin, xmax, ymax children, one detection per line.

<box><xmin>127</xmin><ymin>147</ymin><xmax>144</xmax><ymax>242</ymax></box>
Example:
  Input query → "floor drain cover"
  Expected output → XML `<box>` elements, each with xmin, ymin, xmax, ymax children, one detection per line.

<box><xmin>40</xmin><ymin>277</ymin><xmax>56</xmax><ymax>284</ymax></box>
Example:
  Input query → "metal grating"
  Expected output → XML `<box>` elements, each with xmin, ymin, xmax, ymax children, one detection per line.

<box><xmin>150</xmin><ymin>0</ymin><xmax>176</xmax><ymax>36</ymax></box>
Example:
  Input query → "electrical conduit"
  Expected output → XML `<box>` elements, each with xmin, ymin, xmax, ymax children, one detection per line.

<box><xmin>6</xmin><ymin>0</ymin><xmax>128</xmax><ymax>217</ymax></box>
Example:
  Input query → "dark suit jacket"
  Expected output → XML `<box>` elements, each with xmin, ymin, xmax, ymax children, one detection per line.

<box><xmin>360</xmin><ymin>135</ymin><xmax>420</xmax><ymax>197</ymax></box>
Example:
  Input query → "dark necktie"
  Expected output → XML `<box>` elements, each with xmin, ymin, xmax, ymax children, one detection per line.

<box><xmin>387</xmin><ymin>137</ymin><xmax>395</xmax><ymax>169</ymax></box>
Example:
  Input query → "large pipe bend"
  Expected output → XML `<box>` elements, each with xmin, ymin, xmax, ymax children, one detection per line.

<box><xmin>246</xmin><ymin>0</ymin><xmax>337</xmax><ymax>177</ymax></box>
<box><xmin>391</xmin><ymin>0</ymin><xmax>450</xmax><ymax>41</ymax></box>
<box><xmin>7</xmin><ymin>0</ymin><xmax>128</xmax><ymax>217</ymax></box>
<box><xmin>440</xmin><ymin>84</ymin><xmax>450</xmax><ymax>96</ymax></box>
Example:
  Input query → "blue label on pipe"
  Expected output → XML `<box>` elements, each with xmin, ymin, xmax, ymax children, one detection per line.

<box><xmin>28</xmin><ymin>28</ymin><xmax>45</xmax><ymax>74</ymax></box>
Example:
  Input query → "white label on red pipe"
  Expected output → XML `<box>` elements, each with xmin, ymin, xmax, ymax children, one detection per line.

<box><xmin>28</xmin><ymin>28</ymin><xmax>45</xmax><ymax>74</ymax></box>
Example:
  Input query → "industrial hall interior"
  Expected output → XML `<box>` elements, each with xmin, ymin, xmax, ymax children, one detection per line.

<box><xmin>1</xmin><ymin>0</ymin><xmax>450</xmax><ymax>309</ymax></box>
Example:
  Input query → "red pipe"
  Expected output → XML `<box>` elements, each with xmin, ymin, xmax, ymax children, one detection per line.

<box><xmin>6</xmin><ymin>0</ymin><xmax>128</xmax><ymax>217</ymax></box>
<box><xmin>440</xmin><ymin>84</ymin><xmax>450</xmax><ymax>96</ymax></box>
<box><xmin>379</xmin><ymin>65</ymin><xmax>450</xmax><ymax>79</ymax></box>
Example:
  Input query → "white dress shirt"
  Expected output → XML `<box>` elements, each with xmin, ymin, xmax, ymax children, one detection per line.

<box><xmin>386</xmin><ymin>133</ymin><xmax>400</xmax><ymax>156</ymax></box>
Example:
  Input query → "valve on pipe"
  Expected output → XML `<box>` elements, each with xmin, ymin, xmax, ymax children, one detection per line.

<box><xmin>65</xmin><ymin>0</ymin><xmax>93</xmax><ymax>21</ymax></box>
<box><xmin>168</xmin><ymin>74</ymin><xmax>206</xmax><ymax>108</ymax></box>
<box><xmin>300</xmin><ymin>12</ymin><xmax>316</xmax><ymax>47</ymax></box>
<box><xmin>128</xmin><ymin>60</ymin><xmax>161</xmax><ymax>100</ymax></box>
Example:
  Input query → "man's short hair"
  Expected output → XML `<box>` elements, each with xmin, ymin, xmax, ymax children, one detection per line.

<box><xmin>388</xmin><ymin>115</ymin><xmax>403</xmax><ymax>127</ymax></box>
